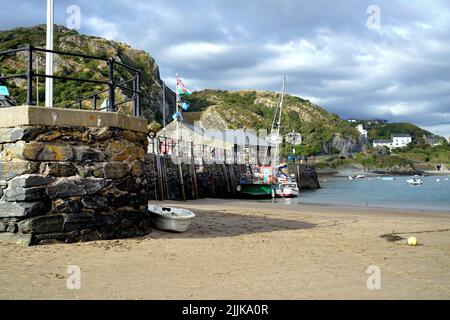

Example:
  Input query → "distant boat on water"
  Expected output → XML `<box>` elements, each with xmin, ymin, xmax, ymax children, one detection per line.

<box><xmin>407</xmin><ymin>178</ymin><xmax>423</xmax><ymax>185</ymax></box>
<box><xmin>349</xmin><ymin>174</ymin><xmax>365</xmax><ymax>180</ymax></box>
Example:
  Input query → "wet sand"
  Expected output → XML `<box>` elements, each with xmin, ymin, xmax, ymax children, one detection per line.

<box><xmin>1</xmin><ymin>199</ymin><xmax>449</xmax><ymax>299</ymax></box>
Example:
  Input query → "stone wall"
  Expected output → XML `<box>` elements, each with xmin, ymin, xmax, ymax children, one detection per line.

<box><xmin>0</xmin><ymin>125</ymin><xmax>150</xmax><ymax>245</ymax></box>
<box><xmin>144</xmin><ymin>154</ymin><xmax>319</xmax><ymax>200</ymax></box>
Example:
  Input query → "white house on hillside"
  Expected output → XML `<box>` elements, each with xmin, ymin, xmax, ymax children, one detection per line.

<box><xmin>373</xmin><ymin>134</ymin><xmax>412</xmax><ymax>150</ymax></box>
<box><xmin>391</xmin><ymin>134</ymin><xmax>412</xmax><ymax>148</ymax></box>
<box><xmin>356</xmin><ymin>124</ymin><xmax>367</xmax><ymax>138</ymax></box>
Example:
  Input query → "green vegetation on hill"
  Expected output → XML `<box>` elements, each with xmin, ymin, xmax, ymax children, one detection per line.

<box><xmin>393</xmin><ymin>141</ymin><xmax>450</xmax><ymax>166</ymax></box>
<box><xmin>367</xmin><ymin>122</ymin><xmax>432</xmax><ymax>141</ymax></box>
<box><xmin>185</xmin><ymin>89</ymin><xmax>361</xmax><ymax>156</ymax></box>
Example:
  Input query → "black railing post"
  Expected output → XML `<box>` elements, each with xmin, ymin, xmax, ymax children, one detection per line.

<box><xmin>134</xmin><ymin>71</ymin><xmax>141</xmax><ymax>117</ymax></box>
<box><xmin>93</xmin><ymin>94</ymin><xmax>97</xmax><ymax>110</ymax></box>
<box><xmin>108</xmin><ymin>58</ymin><xmax>115</xmax><ymax>112</ymax></box>
<box><xmin>26</xmin><ymin>45</ymin><xmax>33</xmax><ymax>106</ymax></box>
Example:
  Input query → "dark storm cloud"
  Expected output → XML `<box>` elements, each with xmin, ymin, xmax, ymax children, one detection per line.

<box><xmin>1</xmin><ymin>0</ymin><xmax>449</xmax><ymax>136</ymax></box>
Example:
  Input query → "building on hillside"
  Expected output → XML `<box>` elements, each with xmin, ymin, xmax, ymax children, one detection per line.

<box><xmin>373</xmin><ymin>139</ymin><xmax>392</xmax><ymax>149</ymax></box>
<box><xmin>391</xmin><ymin>134</ymin><xmax>412</xmax><ymax>148</ymax></box>
<box><xmin>153</xmin><ymin>122</ymin><xmax>270</xmax><ymax>164</ymax></box>
<box><xmin>373</xmin><ymin>134</ymin><xmax>412</xmax><ymax>150</ymax></box>
<box><xmin>424</xmin><ymin>135</ymin><xmax>445</xmax><ymax>146</ymax></box>
<box><xmin>356</xmin><ymin>124</ymin><xmax>367</xmax><ymax>138</ymax></box>
<box><xmin>346</xmin><ymin>119</ymin><xmax>388</xmax><ymax>125</ymax></box>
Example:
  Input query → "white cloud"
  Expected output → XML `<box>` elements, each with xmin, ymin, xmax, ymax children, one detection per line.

<box><xmin>84</xmin><ymin>16</ymin><xmax>121</xmax><ymax>40</ymax></box>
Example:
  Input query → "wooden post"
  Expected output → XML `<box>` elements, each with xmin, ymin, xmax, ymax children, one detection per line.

<box><xmin>223</xmin><ymin>164</ymin><xmax>231</xmax><ymax>195</ymax></box>
<box><xmin>228</xmin><ymin>165</ymin><xmax>236</xmax><ymax>195</ymax></box>
<box><xmin>190</xmin><ymin>164</ymin><xmax>199</xmax><ymax>199</ymax></box>
<box><xmin>178</xmin><ymin>163</ymin><xmax>186</xmax><ymax>200</ymax></box>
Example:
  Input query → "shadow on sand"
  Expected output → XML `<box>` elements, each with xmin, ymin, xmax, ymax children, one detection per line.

<box><xmin>148</xmin><ymin>209</ymin><xmax>316</xmax><ymax>239</ymax></box>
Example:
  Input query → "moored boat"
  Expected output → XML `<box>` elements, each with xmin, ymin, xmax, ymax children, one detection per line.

<box><xmin>275</xmin><ymin>182</ymin><xmax>299</xmax><ymax>198</ymax></box>
<box><xmin>407</xmin><ymin>178</ymin><xmax>423</xmax><ymax>185</ymax></box>
<box><xmin>236</xmin><ymin>183</ymin><xmax>273</xmax><ymax>199</ymax></box>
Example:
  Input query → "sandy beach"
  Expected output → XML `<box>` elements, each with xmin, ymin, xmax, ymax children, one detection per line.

<box><xmin>1</xmin><ymin>199</ymin><xmax>449</xmax><ymax>300</ymax></box>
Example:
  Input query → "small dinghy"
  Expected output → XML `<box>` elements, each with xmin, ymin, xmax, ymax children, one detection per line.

<box><xmin>148</xmin><ymin>204</ymin><xmax>195</xmax><ymax>233</ymax></box>
<box><xmin>407</xmin><ymin>178</ymin><xmax>423</xmax><ymax>185</ymax></box>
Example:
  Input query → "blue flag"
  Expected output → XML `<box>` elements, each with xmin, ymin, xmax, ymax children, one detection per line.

<box><xmin>181</xmin><ymin>102</ymin><xmax>190</xmax><ymax>111</ymax></box>
<box><xmin>0</xmin><ymin>86</ymin><xmax>9</xmax><ymax>96</ymax></box>
<box><xmin>172</xmin><ymin>111</ymin><xmax>183</xmax><ymax>121</ymax></box>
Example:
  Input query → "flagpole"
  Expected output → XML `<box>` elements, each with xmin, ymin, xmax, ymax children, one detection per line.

<box><xmin>162</xmin><ymin>82</ymin><xmax>166</xmax><ymax>139</ymax></box>
<box><xmin>176</xmin><ymin>73</ymin><xmax>180</xmax><ymax>157</ymax></box>
<box><xmin>45</xmin><ymin>0</ymin><xmax>54</xmax><ymax>107</ymax></box>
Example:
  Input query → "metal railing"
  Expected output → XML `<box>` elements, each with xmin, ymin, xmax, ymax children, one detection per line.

<box><xmin>0</xmin><ymin>44</ymin><xmax>141</xmax><ymax>116</ymax></box>
<box><xmin>148</xmin><ymin>136</ymin><xmax>271</xmax><ymax>165</ymax></box>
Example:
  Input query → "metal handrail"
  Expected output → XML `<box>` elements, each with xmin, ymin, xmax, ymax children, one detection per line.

<box><xmin>0</xmin><ymin>44</ymin><xmax>142</xmax><ymax>117</ymax></box>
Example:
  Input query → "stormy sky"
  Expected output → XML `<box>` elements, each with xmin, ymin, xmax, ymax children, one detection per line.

<box><xmin>1</xmin><ymin>0</ymin><xmax>449</xmax><ymax>137</ymax></box>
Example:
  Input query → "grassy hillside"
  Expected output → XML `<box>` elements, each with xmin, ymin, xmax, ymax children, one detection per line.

<box><xmin>185</xmin><ymin>89</ymin><xmax>361</xmax><ymax>155</ymax></box>
<box><xmin>367</xmin><ymin>122</ymin><xmax>432</xmax><ymax>141</ymax></box>
<box><xmin>0</xmin><ymin>25</ymin><xmax>175</xmax><ymax>120</ymax></box>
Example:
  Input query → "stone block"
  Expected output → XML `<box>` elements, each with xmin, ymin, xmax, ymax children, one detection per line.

<box><xmin>0</xmin><ymin>233</ymin><xmax>32</xmax><ymax>245</ymax></box>
<box><xmin>52</xmin><ymin>199</ymin><xmax>82</xmax><ymax>214</ymax></box>
<box><xmin>4</xmin><ymin>186</ymin><xmax>46</xmax><ymax>202</ymax></box>
<box><xmin>103</xmin><ymin>162</ymin><xmax>129</xmax><ymax>179</ymax></box>
<box><xmin>2</xmin><ymin>142</ymin><xmax>74</xmax><ymax>161</ymax></box>
<box><xmin>73</xmin><ymin>146</ymin><xmax>106</xmax><ymax>162</ymax></box>
<box><xmin>46</xmin><ymin>181</ymin><xmax>86</xmax><ymax>199</ymax></box>
<box><xmin>0</xmin><ymin>161</ymin><xmax>39</xmax><ymax>181</ymax></box>
<box><xmin>9</xmin><ymin>174</ymin><xmax>55</xmax><ymax>188</ymax></box>
<box><xmin>81</xmin><ymin>195</ymin><xmax>107</xmax><ymax>209</ymax></box>
<box><xmin>107</xmin><ymin>140</ymin><xmax>145</xmax><ymax>162</ymax></box>
<box><xmin>62</xmin><ymin>213</ymin><xmax>96</xmax><ymax>232</ymax></box>
<box><xmin>42</xmin><ymin>162</ymin><xmax>78</xmax><ymax>177</ymax></box>
<box><xmin>0</xmin><ymin>202</ymin><xmax>49</xmax><ymax>218</ymax></box>
<box><xmin>117</xmin><ymin>176</ymin><xmax>141</xmax><ymax>194</ymax></box>
<box><xmin>18</xmin><ymin>214</ymin><xmax>64</xmax><ymax>234</ymax></box>
<box><xmin>46</xmin><ymin>178</ymin><xmax>111</xmax><ymax>199</ymax></box>
<box><xmin>0</xmin><ymin>127</ymin><xmax>46</xmax><ymax>143</ymax></box>
<box><xmin>130</xmin><ymin>161</ymin><xmax>143</xmax><ymax>177</ymax></box>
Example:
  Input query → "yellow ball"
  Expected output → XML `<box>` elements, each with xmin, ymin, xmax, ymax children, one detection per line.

<box><xmin>408</xmin><ymin>237</ymin><xmax>418</xmax><ymax>246</ymax></box>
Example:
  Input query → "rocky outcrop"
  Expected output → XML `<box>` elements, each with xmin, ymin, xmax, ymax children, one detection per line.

<box><xmin>0</xmin><ymin>125</ymin><xmax>151</xmax><ymax>245</ymax></box>
<box><xmin>326</xmin><ymin>135</ymin><xmax>367</xmax><ymax>155</ymax></box>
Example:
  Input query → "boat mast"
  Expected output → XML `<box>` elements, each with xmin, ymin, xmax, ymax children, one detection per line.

<box><xmin>273</xmin><ymin>75</ymin><xmax>287</xmax><ymax>169</ymax></box>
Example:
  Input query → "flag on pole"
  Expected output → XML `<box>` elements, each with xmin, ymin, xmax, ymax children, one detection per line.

<box><xmin>181</xmin><ymin>102</ymin><xmax>190</xmax><ymax>111</ymax></box>
<box><xmin>172</xmin><ymin>111</ymin><xmax>183</xmax><ymax>121</ymax></box>
<box><xmin>177</xmin><ymin>78</ymin><xmax>191</xmax><ymax>95</ymax></box>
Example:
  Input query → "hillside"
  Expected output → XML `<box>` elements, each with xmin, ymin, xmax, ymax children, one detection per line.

<box><xmin>367</xmin><ymin>122</ymin><xmax>433</xmax><ymax>142</ymax></box>
<box><xmin>185</xmin><ymin>89</ymin><xmax>364</xmax><ymax>155</ymax></box>
<box><xmin>0</xmin><ymin>25</ymin><xmax>176</xmax><ymax>121</ymax></box>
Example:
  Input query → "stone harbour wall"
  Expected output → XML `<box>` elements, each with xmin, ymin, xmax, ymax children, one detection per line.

<box><xmin>144</xmin><ymin>154</ymin><xmax>320</xmax><ymax>201</ymax></box>
<box><xmin>0</xmin><ymin>125</ymin><xmax>150</xmax><ymax>245</ymax></box>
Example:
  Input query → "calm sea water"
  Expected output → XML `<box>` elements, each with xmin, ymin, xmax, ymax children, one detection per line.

<box><xmin>284</xmin><ymin>176</ymin><xmax>450</xmax><ymax>212</ymax></box>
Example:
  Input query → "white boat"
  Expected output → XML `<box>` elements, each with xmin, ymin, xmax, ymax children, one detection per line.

<box><xmin>356</xmin><ymin>174</ymin><xmax>366</xmax><ymax>179</ymax></box>
<box><xmin>349</xmin><ymin>175</ymin><xmax>355</xmax><ymax>180</ymax></box>
<box><xmin>407</xmin><ymin>178</ymin><xmax>423</xmax><ymax>185</ymax></box>
<box><xmin>148</xmin><ymin>204</ymin><xmax>195</xmax><ymax>232</ymax></box>
<box><xmin>275</xmin><ymin>182</ymin><xmax>299</xmax><ymax>198</ymax></box>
